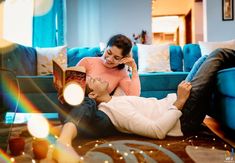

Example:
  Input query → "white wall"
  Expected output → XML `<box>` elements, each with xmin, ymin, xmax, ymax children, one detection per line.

<box><xmin>66</xmin><ymin>0</ymin><xmax>152</xmax><ymax>47</ymax></box>
<box><xmin>204</xmin><ymin>0</ymin><xmax>235</xmax><ymax>41</ymax></box>
<box><xmin>192</xmin><ymin>1</ymin><xmax>203</xmax><ymax>43</ymax></box>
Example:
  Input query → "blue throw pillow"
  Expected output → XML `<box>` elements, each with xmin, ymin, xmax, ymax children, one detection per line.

<box><xmin>185</xmin><ymin>55</ymin><xmax>208</xmax><ymax>82</ymax></box>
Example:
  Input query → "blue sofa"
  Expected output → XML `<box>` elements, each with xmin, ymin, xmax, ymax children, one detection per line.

<box><xmin>183</xmin><ymin>44</ymin><xmax>235</xmax><ymax>132</ymax></box>
<box><xmin>0</xmin><ymin>43</ymin><xmax>234</xmax><ymax>133</ymax></box>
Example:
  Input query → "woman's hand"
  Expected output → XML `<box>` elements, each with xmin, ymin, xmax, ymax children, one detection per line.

<box><xmin>119</xmin><ymin>56</ymin><xmax>137</xmax><ymax>71</ymax></box>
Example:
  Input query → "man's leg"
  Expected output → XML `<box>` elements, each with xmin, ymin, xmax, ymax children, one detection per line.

<box><xmin>180</xmin><ymin>48</ymin><xmax>235</xmax><ymax>133</ymax></box>
<box><xmin>53</xmin><ymin>97</ymin><xmax>117</xmax><ymax>162</ymax></box>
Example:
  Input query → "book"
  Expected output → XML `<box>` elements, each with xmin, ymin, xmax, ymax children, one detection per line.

<box><xmin>52</xmin><ymin>59</ymin><xmax>86</xmax><ymax>94</ymax></box>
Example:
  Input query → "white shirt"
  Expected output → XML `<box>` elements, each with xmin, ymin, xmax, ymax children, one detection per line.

<box><xmin>98</xmin><ymin>93</ymin><xmax>183</xmax><ymax>139</ymax></box>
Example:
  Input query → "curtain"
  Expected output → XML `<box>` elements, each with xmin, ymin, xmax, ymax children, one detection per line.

<box><xmin>33</xmin><ymin>0</ymin><xmax>65</xmax><ymax>47</ymax></box>
<box><xmin>76</xmin><ymin>0</ymin><xmax>100</xmax><ymax>47</ymax></box>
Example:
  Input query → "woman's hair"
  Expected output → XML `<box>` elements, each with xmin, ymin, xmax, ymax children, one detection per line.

<box><xmin>107</xmin><ymin>34</ymin><xmax>132</xmax><ymax>69</ymax></box>
<box><xmin>98</xmin><ymin>34</ymin><xmax>132</xmax><ymax>69</ymax></box>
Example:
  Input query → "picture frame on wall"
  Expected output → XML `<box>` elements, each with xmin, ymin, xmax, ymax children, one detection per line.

<box><xmin>222</xmin><ymin>0</ymin><xmax>234</xmax><ymax>21</ymax></box>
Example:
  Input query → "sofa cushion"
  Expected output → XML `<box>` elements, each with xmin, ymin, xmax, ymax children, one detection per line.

<box><xmin>169</xmin><ymin>45</ymin><xmax>183</xmax><ymax>72</ymax></box>
<box><xmin>183</xmin><ymin>44</ymin><xmax>202</xmax><ymax>72</ymax></box>
<box><xmin>137</xmin><ymin>43</ymin><xmax>171</xmax><ymax>73</ymax></box>
<box><xmin>139</xmin><ymin>72</ymin><xmax>188</xmax><ymax>98</ymax></box>
<box><xmin>199</xmin><ymin>39</ymin><xmax>235</xmax><ymax>56</ymax></box>
<box><xmin>185</xmin><ymin>55</ymin><xmax>208</xmax><ymax>82</ymax></box>
<box><xmin>36</xmin><ymin>46</ymin><xmax>67</xmax><ymax>75</ymax></box>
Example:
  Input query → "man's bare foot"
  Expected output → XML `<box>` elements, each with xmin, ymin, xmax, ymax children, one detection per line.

<box><xmin>52</xmin><ymin>140</ymin><xmax>82</xmax><ymax>163</ymax></box>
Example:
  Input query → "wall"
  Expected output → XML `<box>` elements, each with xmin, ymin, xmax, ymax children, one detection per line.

<box><xmin>0</xmin><ymin>1</ymin><xmax>3</xmax><ymax>38</ymax></box>
<box><xmin>204</xmin><ymin>0</ymin><xmax>235</xmax><ymax>41</ymax></box>
<box><xmin>66</xmin><ymin>0</ymin><xmax>152</xmax><ymax>47</ymax></box>
<box><xmin>192</xmin><ymin>1</ymin><xmax>203</xmax><ymax>43</ymax></box>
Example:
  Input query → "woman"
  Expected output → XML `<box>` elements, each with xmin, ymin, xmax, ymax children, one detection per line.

<box><xmin>55</xmin><ymin>34</ymin><xmax>140</xmax><ymax>137</ymax></box>
<box><xmin>77</xmin><ymin>34</ymin><xmax>140</xmax><ymax>96</ymax></box>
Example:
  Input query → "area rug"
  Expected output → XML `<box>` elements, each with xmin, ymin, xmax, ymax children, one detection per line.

<box><xmin>2</xmin><ymin>123</ymin><xmax>235</xmax><ymax>163</ymax></box>
<box><xmin>186</xmin><ymin>145</ymin><xmax>235</xmax><ymax>163</ymax></box>
<box><xmin>71</xmin><ymin>124</ymin><xmax>234</xmax><ymax>163</ymax></box>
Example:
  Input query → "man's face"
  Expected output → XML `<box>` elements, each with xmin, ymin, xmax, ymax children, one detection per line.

<box><xmin>87</xmin><ymin>78</ymin><xmax>109</xmax><ymax>95</ymax></box>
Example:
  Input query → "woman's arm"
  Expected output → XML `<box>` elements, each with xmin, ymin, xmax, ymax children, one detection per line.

<box><xmin>118</xmin><ymin>57</ymin><xmax>141</xmax><ymax>96</ymax></box>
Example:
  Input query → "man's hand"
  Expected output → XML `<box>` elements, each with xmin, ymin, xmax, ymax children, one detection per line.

<box><xmin>174</xmin><ymin>81</ymin><xmax>192</xmax><ymax>110</ymax></box>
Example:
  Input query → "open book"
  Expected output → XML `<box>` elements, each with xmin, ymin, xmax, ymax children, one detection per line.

<box><xmin>52</xmin><ymin>59</ymin><xmax>86</xmax><ymax>93</ymax></box>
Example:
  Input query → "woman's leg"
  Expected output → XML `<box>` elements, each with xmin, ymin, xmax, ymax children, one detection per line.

<box><xmin>180</xmin><ymin>48</ymin><xmax>235</xmax><ymax>133</ymax></box>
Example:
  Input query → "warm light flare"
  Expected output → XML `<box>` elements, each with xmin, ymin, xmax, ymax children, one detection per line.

<box><xmin>27</xmin><ymin>115</ymin><xmax>49</xmax><ymax>138</ymax></box>
<box><xmin>63</xmin><ymin>82</ymin><xmax>84</xmax><ymax>106</ymax></box>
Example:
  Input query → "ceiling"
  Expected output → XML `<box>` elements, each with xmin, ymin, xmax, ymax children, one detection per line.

<box><xmin>152</xmin><ymin>0</ymin><xmax>194</xmax><ymax>17</ymax></box>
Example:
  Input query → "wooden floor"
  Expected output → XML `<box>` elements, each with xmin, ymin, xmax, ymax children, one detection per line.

<box><xmin>203</xmin><ymin>116</ymin><xmax>235</xmax><ymax>148</ymax></box>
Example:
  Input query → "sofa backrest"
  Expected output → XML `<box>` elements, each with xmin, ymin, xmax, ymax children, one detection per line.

<box><xmin>67</xmin><ymin>45</ymin><xmax>184</xmax><ymax>72</ymax></box>
<box><xmin>183</xmin><ymin>44</ymin><xmax>202</xmax><ymax>72</ymax></box>
<box><xmin>0</xmin><ymin>44</ymin><xmax>37</xmax><ymax>75</ymax></box>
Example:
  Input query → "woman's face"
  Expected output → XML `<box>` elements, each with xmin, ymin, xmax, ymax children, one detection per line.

<box><xmin>102</xmin><ymin>46</ymin><xmax>123</xmax><ymax>68</ymax></box>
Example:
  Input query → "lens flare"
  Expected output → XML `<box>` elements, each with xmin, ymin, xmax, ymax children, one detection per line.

<box><xmin>27</xmin><ymin>115</ymin><xmax>49</xmax><ymax>138</ymax></box>
<box><xmin>63</xmin><ymin>82</ymin><xmax>84</xmax><ymax>106</ymax></box>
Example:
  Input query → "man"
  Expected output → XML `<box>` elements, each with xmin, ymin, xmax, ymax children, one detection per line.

<box><xmin>53</xmin><ymin>48</ymin><xmax>235</xmax><ymax>163</ymax></box>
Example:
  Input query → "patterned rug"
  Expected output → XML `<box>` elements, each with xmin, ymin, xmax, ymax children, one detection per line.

<box><xmin>2</xmin><ymin>122</ymin><xmax>234</xmax><ymax>163</ymax></box>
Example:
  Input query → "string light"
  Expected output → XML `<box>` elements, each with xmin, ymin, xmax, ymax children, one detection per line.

<box><xmin>8</xmin><ymin>135</ymin><xmax>233</xmax><ymax>162</ymax></box>
<box><xmin>10</xmin><ymin>158</ymin><xmax>15</xmax><ymax>162</ymax></box>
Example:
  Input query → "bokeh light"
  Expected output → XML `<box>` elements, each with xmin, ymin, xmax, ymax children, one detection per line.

<box><xmin>63</xmin><ymin>82</ymin><xmax>84</xmax><ymax>106</ymax></box>
<box><xmin>27</xmin><ymin>115</ymin><xmax>49</xmax><ymax>138</ymax></box>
